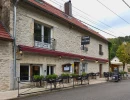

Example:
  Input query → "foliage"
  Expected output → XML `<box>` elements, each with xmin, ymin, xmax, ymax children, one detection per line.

<box><xmin>116</xmin><ymin>42</ymin><xmax>130</xmax><ymax>64</ymax></box>
<box><xmin>82</xmin><ymin>72</ymin><xmax>87</xmax><ymax>76</ymax></box>
<box><xmin>33</xmin><ymin>75</ymin><xmax>44</xmax><ymax>81</ymax></box>
<box><xmin>119</xmin><ymin>71</ymin><xmax>127</xmax><ymax>75</ymax></box>
<box><xmin>108</xmin><ymin>36</ymin><xmax>130</xmax><ymax>60</ymax></box>
<box><xmin>70</xmin><ymin>73</ymin><xmax>78</xmax><ymax>78</ymax></box>
<box><xmin>61</xmin><ymin>73</ymin><xmax>69</xmax><ymax>77</ymax></box>
<box><xmin>128</xmin><ymin>68</ymin><xmax>130</xmax><ymax>72</ymax></box>
<box><xmin>46</xmin><ymin>74</ymin><xmax>58</xmax><ymax>80</ymax></box>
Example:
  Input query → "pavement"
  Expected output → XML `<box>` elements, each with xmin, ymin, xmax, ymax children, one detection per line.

<box><xmin>0</xmin><ymin>78</ymin><xmax>107</xmax><ymax>100</ymax></box>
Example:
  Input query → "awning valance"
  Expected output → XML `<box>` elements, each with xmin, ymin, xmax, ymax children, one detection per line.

<box><xmin>19</xmin><ymin>45</ymin><xmax>108</xmax><ymax>63</ymax></box>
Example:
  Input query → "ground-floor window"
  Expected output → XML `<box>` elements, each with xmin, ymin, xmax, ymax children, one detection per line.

<box><xmin>20</xmin><ymin>65</ymin><xmax>41</xmax><ymax>81</ymax></box>
<box><xmin>82</xmin><ymin>63</ymin><xmax>87</xmax><ymax>73</ymax></box>
<box><xmin>20</xmin><ymin>65</ymin><xmax>29</xmax><ymax>81</ymax></box>
<box><xmin>47</xmin><ymin>65</ymin><xmax>55</xmax><ymax>75</ymax></box>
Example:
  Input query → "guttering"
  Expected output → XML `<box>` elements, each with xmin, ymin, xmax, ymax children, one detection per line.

<box><xmin>13</xmin><ymin>0</ymin><xmax>19</xmax><ymax>90</ymax></box>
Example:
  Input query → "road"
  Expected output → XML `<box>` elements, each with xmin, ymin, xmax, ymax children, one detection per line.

<box><xmin>17</xmin><ymin>80</ymin><xmax>130</xmax><ymax>100</ymax></box>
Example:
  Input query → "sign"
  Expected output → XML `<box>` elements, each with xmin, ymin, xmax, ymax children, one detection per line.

<box><xmin>81</xmin><ymin>36</ymin><xmax>90</xmax><ymax>45</ymax></box>
<box><xmin>64</xmin><ymin>66</ymin><xmax>70</xmax><ymax>71</ymax></box>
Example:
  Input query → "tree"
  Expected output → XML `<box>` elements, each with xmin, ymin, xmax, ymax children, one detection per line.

<box><xmin>116</xmin><ymin>42</ymin><xmax>130</xmax><ymax>71</ymax></box>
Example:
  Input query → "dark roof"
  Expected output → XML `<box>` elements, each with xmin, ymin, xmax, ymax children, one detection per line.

<box><xmin>0</xmin><ymin>22</ymin><xmax>13</xmax><ymax>41</ymax></box>
<box><xmin>26</xmin><ymin>0</ymin><xmax>108</xmax><ymax>42</ymax></box>
<box><xmin>19</xmin><ymin>45</ymin><xmax>108</xmax><ymax>62</ymax></box>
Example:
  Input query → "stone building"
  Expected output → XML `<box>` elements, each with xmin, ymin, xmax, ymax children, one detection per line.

<box><xmin>0</xmin><ymin>0</ymin><xmax>109</xmax><ymax>91</ymax></box>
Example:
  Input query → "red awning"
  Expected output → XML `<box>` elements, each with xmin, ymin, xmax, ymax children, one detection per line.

<box><xmin>19</xmin><ymin>45</ymin><xmax>109</xmax><ymax>62</ymax></box>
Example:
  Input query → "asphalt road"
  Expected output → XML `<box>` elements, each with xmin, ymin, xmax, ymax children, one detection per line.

<box><xmin>17</xmin><ymin>80</ymin><xmax>130</xmax><ymax>100</ymax></box>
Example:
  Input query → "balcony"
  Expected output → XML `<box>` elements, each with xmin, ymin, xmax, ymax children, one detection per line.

<box><xmin>34</xmin><ymin>36</ymin><xmax>56</xmax><ymax>50</ymax></box>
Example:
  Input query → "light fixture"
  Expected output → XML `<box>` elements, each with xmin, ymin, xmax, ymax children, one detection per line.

<box><xmin>59</xmin><ymin>56</ymin><xmax>62</xmax><ymax>59</ymax></box>
<box><xmin>19</xmin><ymin>51</ymin><xmax>23</xmax><ymax>56</ymax></box>
<box><xmin>95</xmin><ymin>60</ymin><xmax>98</xmax><ymax>63</ymax></box>
<box><xmin>81</xmin><ymin>58</ymin><xmax>84</xmax><ymax>61</ymax></box>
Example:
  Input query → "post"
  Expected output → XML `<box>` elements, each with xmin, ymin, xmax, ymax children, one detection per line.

<box><xmin>17</xmin><ymin>77</ymin><xmax>20</xmax><ymax>97</ymax></box>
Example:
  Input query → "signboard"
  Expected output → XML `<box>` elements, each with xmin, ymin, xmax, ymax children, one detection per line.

<box><xmin>63</xmin><ymin>66</ymin><xmax>70</xmax><ymax>72</ymax></box>
<box><xmin>81</xmin><ymin>36</ymin><xmax>90</xmax><ymax>45</ymax></box>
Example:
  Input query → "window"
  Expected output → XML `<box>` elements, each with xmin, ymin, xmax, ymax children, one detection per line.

<box><xmin>82</xmin><ymin>63</ymin><xmax>87</xmax><ymax>73</ymax></box>
<box><xmin>99</xmin><ymin>44</ymin><xmax>103</xmax><ymax>55</ymax></box>
<box><xmin>20</xmin><ymin>65</ymin><xmax>29</xmax><ymax>81</ymax></box>
<box><xmin>34</xmin><ymin>22</ymin><xmax>51</xmax><ymax>48</ymax></box>
<box><xmin>20</xmin><ymin>65</ymin><xmax>41</xmax><ymax>81</ymax></box>
<box><xmin>47</xmin><ymin>66</ymin><xmax>55</xmax><ymax>75</ymax></box>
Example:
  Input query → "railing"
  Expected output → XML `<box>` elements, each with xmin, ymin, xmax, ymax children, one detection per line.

<box><xmin>34</xmin><ymin>36</ymin><xmax>56</xmax><ymax>50</ymax></box>
<box><xmin>17</xmin><ymin>75</ymin><xmax>89</xmax><ymax>97</ymax></box>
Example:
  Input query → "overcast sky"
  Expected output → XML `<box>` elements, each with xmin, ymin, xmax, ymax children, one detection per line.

<box><xmin>44</xmin><ymin>0</ymin><xmax>130</xmax><ymax>38</ymax></box>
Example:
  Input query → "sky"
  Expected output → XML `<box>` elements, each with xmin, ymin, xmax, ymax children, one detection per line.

<box><xmin>43</xmin><ymin>0</ymin><xmax>130</xmax><ymax>38</ymax></box>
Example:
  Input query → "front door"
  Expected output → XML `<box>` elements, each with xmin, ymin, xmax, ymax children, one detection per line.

<box><xmin>74</xmin><ymin>62</ymin><xmax>79</xmax><ymax>74</ymax></box>
<box><xmin>99</xmin><ymin>64</ymin><xmax>102</xmax><ymax>78</ymax></box>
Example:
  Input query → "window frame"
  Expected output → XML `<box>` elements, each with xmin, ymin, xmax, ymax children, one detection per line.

<box><xmin>34</xmin><ymin>22</ymin><xmax>52</xmax><ymax>44</ymax></box>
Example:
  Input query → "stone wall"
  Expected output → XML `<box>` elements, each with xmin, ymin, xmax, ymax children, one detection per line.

<box><xmin>10</xmin><ymin>2</ymin><xmax>108</xmax><ymax>60</ymax></box>
<box><xmin>0</xmin><ymin>40</ymin><xmax>13</xmax><ymax>91</ymax></box>
<box><xmin>0</xmin><ymin>0</ymin><xmax>10</xmax><ymax>30</ymax></box>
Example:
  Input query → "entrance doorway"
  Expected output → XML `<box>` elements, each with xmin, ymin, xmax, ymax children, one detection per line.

<box><xmin>99</xmin><ymin>64</ymin><xmax>102</xmax><ymax>78</ymax></box>
<box><xmin>74</xmin><ymin>62</ymin><xmax>79</xmax><ymax>74</ymax></box>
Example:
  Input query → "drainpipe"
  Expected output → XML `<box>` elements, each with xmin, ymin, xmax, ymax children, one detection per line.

<box><xmin>13</xmin><ymin>0</ymin><xmax>19</xmax><ymax>90</ymax></box>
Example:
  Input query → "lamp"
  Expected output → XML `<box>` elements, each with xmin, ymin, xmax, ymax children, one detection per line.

<box><xmin>95</xmin><ymin>60</ymin><xmax>98</xmax><ymax>63</ymax></box>
<box><xmin>19</xmin><ymin>50</ymin><xmax>23</xmax><ymax>56</ymax></box>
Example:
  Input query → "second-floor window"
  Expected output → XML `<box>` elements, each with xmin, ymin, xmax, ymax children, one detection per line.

<box><xmin>34</xmin><ymin>22</ymin><xmax>53</xmax><ymax>49</ymax></box>
<box><xmin>34</xmin><ymin>23</ymin><xmax>51</xmax><ymax>44</ymax></box>
<box><xmin>99</xmin><ymin>44</ymin><xmax>103</xmax><ymax>55</ymax></box>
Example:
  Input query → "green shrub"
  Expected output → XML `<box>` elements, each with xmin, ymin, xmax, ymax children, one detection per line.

<box><xmin>119</xmin><ymin>71</ymin><xmax>127</xmax><ymax>75</ymax></box>
<box><xmin>70</xmin><ymin>73</ymin><xmax>78</xmax><ymax>78</ymax></box>
<box><xmin>46</xmin><ymin>74</ymin><xmax>58</xmax><ymax>80</ymax></box>
<box><xmin>61</xmin><ymin>73</ymin><xmax>69</xmax><ymax>77</ymax></box>
<box><xmin>128</xmin><ymin>68</ymin><xmax>130</xmax><ymax>72</ymax></box>
<box><xmin>82</xmin><ymin>72</ymin><xmax>87</xmax><ymax>76</ymax></box>
<box><xmin>33</xmin><ymin>75</ymin><xmax>44</xmax><ymax>81</ymax></box>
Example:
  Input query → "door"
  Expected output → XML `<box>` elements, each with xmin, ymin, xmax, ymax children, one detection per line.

<box><xmin>74</xmin><ymin>62</ymin><xmax>79</xmax><ymax>74</ymax></box>
<box><xmin>99</xmin><ymin>64</ymin><xmax>102</xmax><ymax>78</ymax></box>
<box><xmin>47</xmin><ymin>66</ymin><xmax>54</xmax><ymax>75</ymax></box>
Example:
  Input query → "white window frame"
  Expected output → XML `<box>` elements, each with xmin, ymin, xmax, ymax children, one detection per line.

<box><xmin>34</xmin><ymin>22</ymin><xmax>52</xmax><ymax>49</ymax></box>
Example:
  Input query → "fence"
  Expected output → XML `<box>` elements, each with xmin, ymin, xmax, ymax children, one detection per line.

<box><xmin>17</xmin><ymin>75</ymin><xmax>89</xmax><ymax>97</ymax></box>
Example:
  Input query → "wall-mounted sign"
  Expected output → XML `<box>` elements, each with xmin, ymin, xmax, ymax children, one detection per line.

<box><xmin>81</xmin><ymin>36</ymin><xmax>90</xmax><ymax>45</ymax></box>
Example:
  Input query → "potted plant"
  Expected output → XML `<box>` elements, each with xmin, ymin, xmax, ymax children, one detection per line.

<box><xmin>82</xmin><ymin>72</ymin><xmax>87</xmax><ymax>77</ymax></box>
<box><xmin>33</xmin><ymin>75</ymin><xmax>44</xmax><ymax>86</ymax></box>
<box><xmin>61</xmin><ymin>73</ymin><xmax>70</xmax><ymax>83</ymax></box>
<box><xmin>46</xmin><ymin>74</ymin><xmax>58</xmax><ymax>88</ymax></box>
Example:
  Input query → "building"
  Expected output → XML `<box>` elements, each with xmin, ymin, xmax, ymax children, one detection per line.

<box><xmin>0</xmin><ymin>0</ymin><xmax>109</xmax><ymax>91</ymax></box>
<box><xmin>111</xmin><ymin>56</ymin><xmax>128</xmax><ymax>72</ymax></box>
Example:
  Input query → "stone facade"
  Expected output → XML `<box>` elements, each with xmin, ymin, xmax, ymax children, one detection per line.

<box><xmin>0</xmin><ymin>1</ymin><xmax>109</xmax><ymax>90</ymax></box>
<box><xmin>0</xmin><ymin>40</ymin><xmax>13</xmax><ymax>91</ymax></box>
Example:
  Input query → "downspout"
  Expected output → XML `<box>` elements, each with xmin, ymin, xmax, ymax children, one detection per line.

<box><xmin>13</xmin><ymin>0</ymin><xmax>19</xmax><ymax>89</ymax></box>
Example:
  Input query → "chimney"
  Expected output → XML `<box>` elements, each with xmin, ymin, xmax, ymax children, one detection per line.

<box><xmin>64</xmin><ymin>0</ymin><xmax>72</xmax><ymax>16</ymax></box>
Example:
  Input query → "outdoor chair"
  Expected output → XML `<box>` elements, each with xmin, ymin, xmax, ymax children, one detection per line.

<box><xmin>56</xmin><ymin>76</ymin><xmax>64</xmax><ymax>88</ymax></box>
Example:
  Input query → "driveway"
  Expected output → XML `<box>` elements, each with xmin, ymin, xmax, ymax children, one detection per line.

<box><xmin>16</xmin><ymin>80</ymin><xmax>130</xmax><ymax>100</ymax></box>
